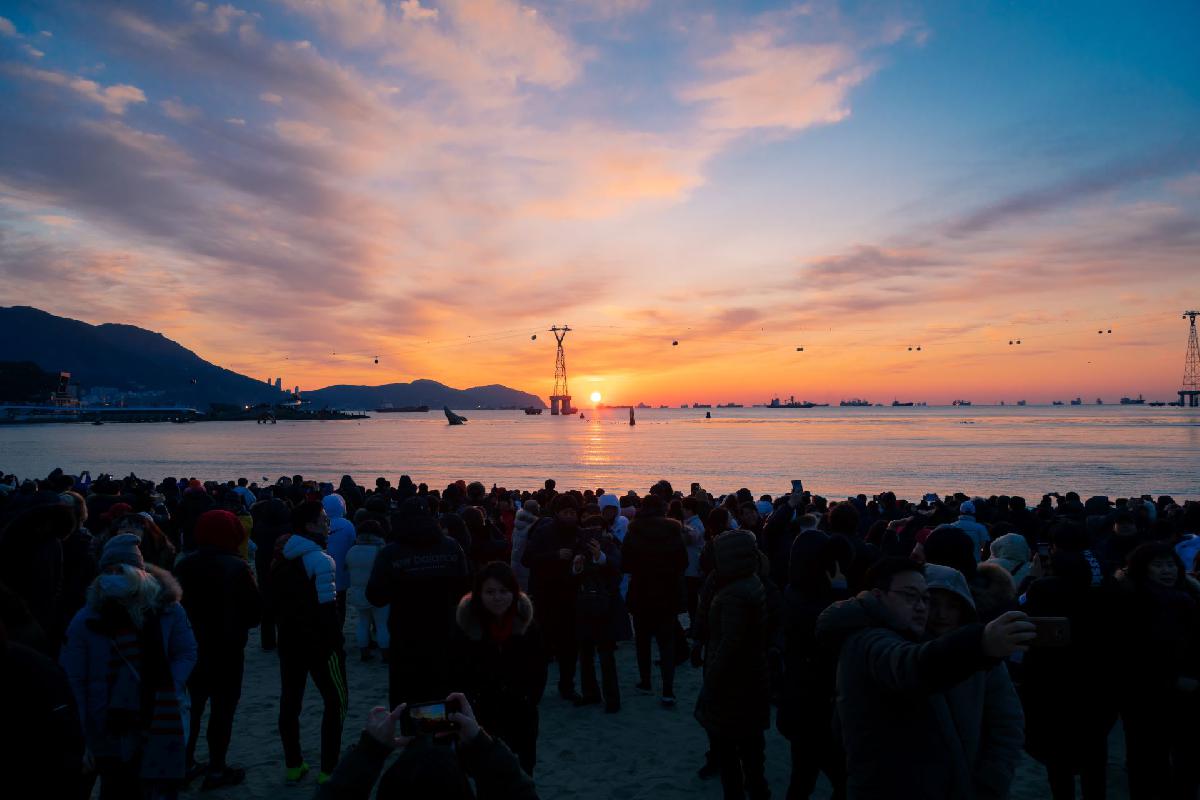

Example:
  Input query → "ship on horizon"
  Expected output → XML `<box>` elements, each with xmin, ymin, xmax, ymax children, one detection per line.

<box><xmin>767</xmin><ymin>396</ymin><xmax>827</xmax><ymax>408</ymax></box>
<box><xmin>1119</xmin><ymin>394</ymin><xmax>1145</xmax><ymax>405</ymax></box>
<box><xmin>952</xmin><ymin>399</ymin><xmax>972</xmax><ymax>406</ymax></box>
<box><xmin>839</xmin><ymin>398</ymin><xmax>871</xmax><ymax>407</ymax></box>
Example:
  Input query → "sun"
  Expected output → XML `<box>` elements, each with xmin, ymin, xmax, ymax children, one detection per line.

<box><xmin>590</xmin><ymin>391</ymin><xmax>602</xmax><ymax>403</ymax></box>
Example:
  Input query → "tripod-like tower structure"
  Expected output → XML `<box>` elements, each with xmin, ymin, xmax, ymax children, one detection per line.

<box><xmin>549</xmin><ymin>325</ymin><xmax>574</xmax><ymax>415</ymax></box>
<box><xmin>1181</xmin><ymin>311</ymin><xmax>1200</xmax><ymax>408</ymax></box>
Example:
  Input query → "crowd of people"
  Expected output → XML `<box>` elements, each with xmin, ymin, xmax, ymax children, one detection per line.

<box><xmin>1</xmin><ymin>466</ymin><xmax>1198</xmax><ymax>799</ymax></box>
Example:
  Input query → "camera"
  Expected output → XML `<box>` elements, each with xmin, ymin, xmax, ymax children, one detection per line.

<box><xmin>399</xmin><ymin>698</ymin><xmax>461</xmax><ymax>737</ymax></box>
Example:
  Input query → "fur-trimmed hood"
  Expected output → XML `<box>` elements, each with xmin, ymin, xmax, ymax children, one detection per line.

<box><xmin>85</xmin><ymin>563</ymin><xmax>182</xmax><ymax>613</ymax></box>
<box><xmin>455</xmin><ymin>592</ymin><xmax>534</xmax><ymax>640</ymax></box>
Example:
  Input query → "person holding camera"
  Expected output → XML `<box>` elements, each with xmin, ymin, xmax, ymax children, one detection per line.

<box><xmin>572</xmin><ymin>516</ymin><xmax>624</xmax><ymax>713</ymax></box>
<box><xmin>315</xmin><ymin>693</ymin><xmax>538</xmax><ymax>799</ymax></box>
<box><xmin>452</xmin><ymin>563</ymin><xmax>547</xmax><ymax>775</ymax></box>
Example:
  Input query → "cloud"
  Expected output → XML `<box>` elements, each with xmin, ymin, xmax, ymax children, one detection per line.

<box><xmin>7</xmin><ymin>64</ymin><xmax>146</xmax><ymax>114</ymax></box>
<box><xmin>948</xmin><ymin>145</ymin><xmax>1200</xmax><ymax>237</ymax></box>
<box><xmin>400</xmin><ymin>0</ymin><xmax>438</xmax><ymax>22</ymax></box>
<box><xmin>274</xmin><ymin>118</ymin><xmax>331</xmax><ymax>145</ymax></box>
<box><xmin>259</xmin><ymin>91</ymin><xmax>282</xmax><ymax>104</ymax></box>
<box><xmin>801</xmin><ymin>246</ymin><xmax>949</xmax><ymax>288</ymax></box>
<box><xmin>160</xmin><ymin>97</ymin><xmax>200</xmax><ymax>121</ymax></box>
<box><xmin>0</xmin><ymin>17</ymin><xmax>16</xmax><ymax>37</ymax></box>
<box><xmin>22</xmin><ymin>44</ymin><xmax>44</xmax><ymax>59</ymax></box>
<box><xmin>681</xmin><ymin>33</ymin><xmax>870</xmax><ymax>132</ymax></box>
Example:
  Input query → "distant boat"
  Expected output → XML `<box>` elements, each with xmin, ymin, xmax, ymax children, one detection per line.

<box><xmin>952</xmin><ymin>400</ymin><xmax>972</xmax><ymax>406</ymax></box>
<box><xmin>767</xmin><ymin>396</ymin><xmax>822</xmax><ymax>408</ymax></box>
<box><xmin>891</xmin><ymin>400</ymin><xmax>914</xmax><ymax>407</ymax></box>
<box><xmin>693</xmin><ymin>403</ymin><xmax>712</xmax><ymax>408</ymax></box>
<box><xmin>443</xmin><ymin>406</ymin><xmax>468</xmax><ymax>425</ymax></box>
<box><xmin>524</xmin><ymin>407</ymin><xmax>543</xmax><ymax>415</ymax></box>
<box><xmin>1016</xmin><ymin>400</ymin><xmax>1026</xmax><ymax>406</ymax></box>
<box><xmin>1119</xmin><ymin>395</ymin><xmax>1145</xmax><ymax>405</ymax></box>
<box><xmin>1095</xmin><ymin>398</ymin><xmax>1104</xmax><ymax>405</ymax></box>
<box><xmin>717</xmin><ymin>403</ymin><xmax>744</xmax><ymax>408</ymax></box>
<box><xmin>658</xmin><ymin>405</ymin><xmax>668</xmax><ymax>409</ymax></box>
<box><xmin>1070</xmin><ymin>397</ymin><xmax>1082</xmax><ymax>405</ymax></box>
<box><xmin>1052</xmin><ymin>400</ymin><xmax>1064</xmax><ymax>406</ymax></box>
<box><xmin>375</xmin><ymin>405</ymin><xmax>429</xmax><ymax>413</ymax></box>
<box><xmin>840</xmin><ymin>398</ymin><xmax>870</xmax><ymax>407</ymax></box>
<box><xmin>1148</xmin><ymin>401</ymin><xmax>1166</xmax><ymax>407</ymax></box>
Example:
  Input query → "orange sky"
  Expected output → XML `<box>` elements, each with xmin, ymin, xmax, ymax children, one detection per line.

<box><xmin>1</xmin><ymin>1</ymin><xmax>1198</xmax><ymax>404</ymax></box>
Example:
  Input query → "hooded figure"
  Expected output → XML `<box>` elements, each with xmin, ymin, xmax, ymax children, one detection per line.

<box><xmin>345</xmin><ymin>523</ymin><xmax>389</xmax><ymax>661</ymax></box>
<box><xmin>509</xmin><ymin>499</ymin><xmax>540</xmax><ymax>590</ymax></box>
<box><xmin>696</xmin><ymin>530</ymin><xmax>773</xmax><ymax>800</ymax></box>
<box><xmin>955</xmin><ymin>501</ymin><xmax>989</xmax><ymax>561</ymax></box>
<box><xmin>366</xmin><ymin>498</ymin><xmax>471</xmax><ymax>708</ymax></box>
<box><xmin>323</xmin><ymin>494</ymin><xmax>356</xmax><ymax>624</ymax></box>
<box><xmin>59</xmin><ymin>535</ymin><xmax>198</xmax><ymax>795</ymax></box>
<box><xmin>984</xmin><ymin>533</ymin><xmax>1033</xmax><ymax>587</ymax></box>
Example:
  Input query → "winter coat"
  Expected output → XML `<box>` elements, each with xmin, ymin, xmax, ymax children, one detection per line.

<box><xmin>451</xmin><ymin>593</ymin><xmax>546</xmax><ymax>757</ymax></box>
<box><xmin>250</xmin><ymin>497</ymin><xmax>291</xmax><ymax>581</ymax></box>
<box><xmin>345</xmin><ymin>533</ymin><xmax>385</xmax><ymax>609</ymax></box>
<box><xmin>366</xmin><ymin>517</ymin><xmax>470</xmax><ymax>646</ymax></box>
<box><xmin>571</xmin><ymin>532</ymin><xmax>627</xmax><ymax>644</ymax></box>
<box><xmin>271</xmin><ymin>533</ymin><xmax>341</xmax><ymax>653</ymax></box>
<box><xmin>696</xmin><ymin>572</ymin><xmax>771</xmax><ymax>734</ymax></box>
<box><xmin>815</xmin><ymin>592</ymin><xmax>1006</xmax><ymax>800</ymax></box>
<box><xmin>777</xmin><ymin>531</ymin><xmax>850</xmax><ymax>743</ymax></box>
<box><xmin>762</xmin><ymin>504</ymin><xmax>797</xmax><ymax>589</ymax></box>
<box><xmin>324</xmin><ymin>494</ymin><xmax>356</xmax><ymax>593</ymax></box>
<box><xmin>0</xmin><ymin>503</ymin><xmax>70</xmax><ymax>650</ymax></box>
<box><xmin>1018</xmin><ymin>576</ymin><xmax>1119</xmax><ymax>768</ymax></box>
<box><xmin>509</xmin><ymin>509</ymin><xmax>539</xmax><ymax>589</ymax></box>
<box><xmin>0</xmin><ymin>639</ymin><xmax>83</xmax><ymax>795</ymax></box>
<box><xmin>984</xmin><ymin>533</ymin><xmax>1032</xmax><ymax>586</ymax></box>
<box><xmin>60</xmin><ymin>528</ymin><xmax>99</xmax><ymax>634</ymax></box>
<box><xmin>175</xmin><ymin>545</ymin><xmax>262</xmax><ymax>653</ymax></box>
<box><xmin>59</xmin><ymin>569</ymin><xmax>197</xmax><ymax>769</ymax></box>
<box><xmin>521</xmin><ymin>518</ymin><xmax>579</xmax><ymax>606</ymax></box>
<box><xmin>956</xmin><ymin>515</ymin><xmax>990</xmax><ymax>561</ymax></box>
<box><xmin>621</xmin><ymin>515</ymin><xmax>688</xmax><ymax>616</ymax></box>
<box><xmin>683</xmin><ymin>515</ymin><xmax>705</xmax><ymax>578</ymax></box>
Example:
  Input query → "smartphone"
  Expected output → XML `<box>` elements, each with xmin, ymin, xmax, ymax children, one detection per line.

<box><xmin>1029</xmin><ymin>616</ymin><xmax>1070</xmax><ymax>647</ymax></box>
<box><xmin>1036</xmin><ymin>542</ymin><xmax>1051</xmax><ymax>559</ymax></box>
<box><xmin>791</xmin><ymin>479</ymin><xmax>804</xmax><ymax>493</ymax></box>
<box><xmin>399</xmin><ymin>699</ymin><xmax>460</xmax><ymax>737</ymax></box>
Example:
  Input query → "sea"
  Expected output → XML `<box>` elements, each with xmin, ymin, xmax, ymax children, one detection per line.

<box><xmin>1</xmin><ymin>405</ymin><xmax>1198</xmax><ymax>500</ymax></box>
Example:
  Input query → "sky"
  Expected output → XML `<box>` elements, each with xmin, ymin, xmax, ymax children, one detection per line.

<box><xmin>1</xmin><ymin>0</ymin><xmax>1198</xmax><ymax>405</ymax></box>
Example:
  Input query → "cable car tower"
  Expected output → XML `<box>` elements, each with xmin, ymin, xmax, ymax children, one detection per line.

<box><xmin>549</xmin><ymin>325</ymin><xmax>575</xmax><ymax>415</ymax></box>
<box><xmin>1181</xmin><ymin>310</ymin><xmax>1200</xmax><ymax>407</ymax></box>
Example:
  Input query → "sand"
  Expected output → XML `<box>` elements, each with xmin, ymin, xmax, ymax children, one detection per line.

<box><xmin>176</xmin><ymin>611</ymin><xmax>1131</xmax><ymax>799</ymax></box>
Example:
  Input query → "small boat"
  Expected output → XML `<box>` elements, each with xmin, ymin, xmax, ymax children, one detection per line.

<box><xmin>952</xmin><ymin>400</ymin><xmax>972</xmax><ymax>407</ymax></box>
<box><xmin>524</xmin><ymin>407</ymin><xmax>543</xmax><ymax>415</ymax></box>
<box><xmin>1016</xmin><ymin>400</ymin><xmax>1026</xmax><ymax>406</ymax></box>
<box><xmin>443</xmin><ymin>406</ymin><xmax>468</xmax><ymax>425</ymax></box>
<box><xmin>1052</xmin><ymin>400</ymin><xmax>1064</xmax><ymax>405</ymax></box>
<box><xmin>891</xmin><ymin>400</ymin><xmax>914</xmax><ymax>407</ymax></box>
<box><xmin>1070</xmin><ymin>397</ymin><xmax>1082</xmax><ymax>405</ymax></box>
<box><xmin>705</xmin><ymin>411</ymin><xmax>711</xmax><ymax>419</ymax></box>
<box><xmin>1148</xmin><ymin>401</ymin><xmax>1166</xmax><ymax>407</ymax></box>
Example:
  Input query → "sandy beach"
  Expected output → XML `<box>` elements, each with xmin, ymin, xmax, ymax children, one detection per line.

<box><xmin>172</xmin><ymin>609</ymin><xmax>1131</xmax><ymax>799</ymax></box>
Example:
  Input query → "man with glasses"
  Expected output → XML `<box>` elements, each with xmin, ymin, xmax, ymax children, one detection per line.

<box><xmin>817</xmin><ymin>558</ymin><xmax>1035</xmax><ymax>799</ymax></box>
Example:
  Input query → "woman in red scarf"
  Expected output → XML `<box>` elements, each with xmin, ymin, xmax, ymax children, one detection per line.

<box><xmin>451</xmin><ymin>562</ymin><xmax>547</xmax><ymax>776</ymax></box>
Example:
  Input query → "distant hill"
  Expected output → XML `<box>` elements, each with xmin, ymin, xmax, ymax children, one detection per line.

<box><xmin>303</xmin><ymin>380</ymin><xmax>546</xmax><ymax>410</ymax></box>
<box><xmin>0</xmin><ymin>306</ymin><xmax>545</xmax><ymax>410</ymax></box>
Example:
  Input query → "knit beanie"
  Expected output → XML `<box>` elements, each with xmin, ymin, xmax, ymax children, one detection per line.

<box><xmin>194</xmin><ymin>509</ymin><xmax>244</xmax><ymax>553</ymax></box>
<box><xmin>100</xmin><ymin>533</ymin><xmax>145</xmax><ymax>571</ymax></box>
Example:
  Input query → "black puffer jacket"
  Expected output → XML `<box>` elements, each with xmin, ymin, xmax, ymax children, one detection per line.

<box><xmin>622</xmin><ymin>514</ymin><xmax>687</xmax><ymax>615</ymax></box>
<box><xmin>176</xmin><ymin>546</ymin><xmax>262</xmax><ymax>652</ymax></box>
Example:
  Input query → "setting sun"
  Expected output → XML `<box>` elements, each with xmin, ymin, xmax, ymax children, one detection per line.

<box><xmin>590</xmin><ymin>391</ymin><xmax>602</xmax><ymax>404</ymax></box>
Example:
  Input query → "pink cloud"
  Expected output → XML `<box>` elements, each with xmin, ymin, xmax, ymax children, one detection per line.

<box><xmin>7</xmin><ymin>64</ymin><xmax>146</xmax><ymax>114</ymax></box>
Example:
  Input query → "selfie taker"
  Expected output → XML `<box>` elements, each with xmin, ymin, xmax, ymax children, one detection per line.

<box><xmin>816</xmin><ymin>558</ymin><xmax>1035</xmax><ymax>799</ymax></box>
<box><xmin>314</xmin><ymin>693</ymin><xmax>538</xmax><ymax>799</ymax></box>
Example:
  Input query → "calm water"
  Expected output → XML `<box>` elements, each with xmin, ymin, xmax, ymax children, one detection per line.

<box><xmin>1</xmin><ymin>405</ymin><xmax>1198</xmax><ymax>500</ymax></box>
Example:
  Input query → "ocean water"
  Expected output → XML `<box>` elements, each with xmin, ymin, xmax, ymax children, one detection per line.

<box><xmin>1</xmin><ymin>405</ymin><xmax>1198</xmax><ymax>500</ymax></box>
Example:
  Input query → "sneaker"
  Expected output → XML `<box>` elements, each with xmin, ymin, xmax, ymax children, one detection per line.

<box><xmin>201</xmin><ymin>766</ymin><xmax>246</xmax><ymax>791</ymax></box>
<box><xmin>660</xmin><ymin>695</ymin><xmax>677</xmax><ymax>708</ymax></box>
<box><xmin>316</xmin><ymin>772</ymin><xmax>333</xmax><ymax>785</ymax></box>
<box><xmin>285</xmin><ymin>763</ymin><xmax>310</xmax><ymax>785</ymax></box>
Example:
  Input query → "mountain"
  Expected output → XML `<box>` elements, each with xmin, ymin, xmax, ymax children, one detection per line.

<box><xmin>0</xmin><ymin>306</ymin><xmax>545</xmax><ymax>410</ymax></box>
<box><xmin>303</xmin><ymin>380</ymin><xmax>545</xmax><ymax>410</ymax></box>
